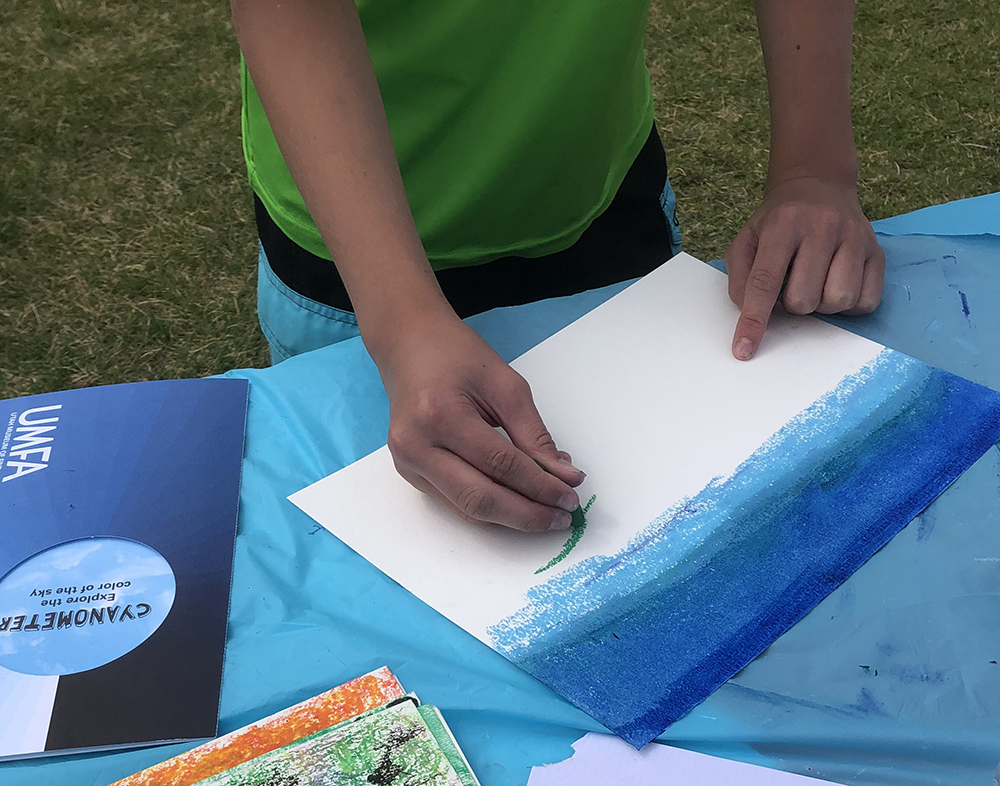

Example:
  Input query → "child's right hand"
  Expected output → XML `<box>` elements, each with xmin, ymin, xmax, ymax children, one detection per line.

<box><xmin>373</xmin><ymin>309</ymin><xmax>585</xmax><ymax>533</ymax></box>
<box><xmin>234</xmin><ymin>0</ymin><xmax>583</xmax><ymax>531</ymax></box>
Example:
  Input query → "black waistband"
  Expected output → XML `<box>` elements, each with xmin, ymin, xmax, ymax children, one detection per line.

<box><xmin>256</xmin><ymin>125</ymin><xmax>673</xmax><ymax>319</ymax></box>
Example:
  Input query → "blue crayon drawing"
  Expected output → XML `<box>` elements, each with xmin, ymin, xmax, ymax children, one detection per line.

<box><xmin>488</xmin><ymin>349</ymin><xmax>1000</xmax><ymax>747</ymax></box>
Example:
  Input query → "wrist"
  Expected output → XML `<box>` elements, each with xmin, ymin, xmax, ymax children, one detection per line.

<box><xmin>767</xmin><ymin>130</ymin><xmax>858</xmax><ymax>194</ymax></box>
<box><xmin>356</xmin><ymin>279</ymin><xmax>459</xmax><ymax>370</ymax></box>
<box><xmin>765</xmin><ymin>156</ymin><xmax>858</xmax><ymax>195</ymax></box>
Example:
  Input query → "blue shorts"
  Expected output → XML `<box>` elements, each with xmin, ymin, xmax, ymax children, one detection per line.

<box><xmin>257</xmin><ymin>179</ymin><xmax>682</xmax><ymax>365</ymax></box>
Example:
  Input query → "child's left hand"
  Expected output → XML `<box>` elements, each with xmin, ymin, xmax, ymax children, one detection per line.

<box><xmin>723</xmin><ymin>174</ymin><xmax>885</xmax><ymax>361</ymax></box>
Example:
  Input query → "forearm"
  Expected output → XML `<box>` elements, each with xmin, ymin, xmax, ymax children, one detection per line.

<box><xmin>231</xmin><ymin>0</ymin><xmax>452</xmax><ymax>358</ymax></box>
<box><xmin>754</xmin><ymin>0</ymin><xmax>858</xmax><ymax>188</ymax></box>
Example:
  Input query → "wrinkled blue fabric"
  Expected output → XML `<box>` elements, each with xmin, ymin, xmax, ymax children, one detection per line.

<box><xmin>867</xmin><ymin>192</ymin><xmax>1000</xmax><ymax>237</ymax></box>
<box><xmin>3</xmin><ymin>194</ymin><xmax>999</xmax><ymax>786</ymax></box>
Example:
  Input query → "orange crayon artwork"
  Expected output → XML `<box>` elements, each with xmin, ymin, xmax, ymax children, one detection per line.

<box><xmin>112</xmin><ymin>667</ymin><xmax>405</xmax><ymax>786</ymax></box>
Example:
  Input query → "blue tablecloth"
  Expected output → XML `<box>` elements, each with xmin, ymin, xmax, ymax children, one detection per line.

<box><xmin>5</xmin><ymin>194</ymin><xmax>1000</xmax><ymax>786</ymax></box>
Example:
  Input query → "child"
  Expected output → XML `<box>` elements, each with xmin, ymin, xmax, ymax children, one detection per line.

<box><xmin>231</xmin><ymin>0</ymin><xmax>884</xmax><ymax>533</ymax></box>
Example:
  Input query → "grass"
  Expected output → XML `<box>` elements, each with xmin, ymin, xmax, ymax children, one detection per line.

<box><xmin>2</xmin><ymin>0</ymin><xmax>998</xmax><ymax>397</ymax></box>
<box><xmin>2</xmin><ymin>0</ymin><xmax>259</xmax><ymax>396</ymax></box>
<box><xmin>648</xmin><ymin>0</ymin><xmax>1000</xmax><ymax>257</ymax></box>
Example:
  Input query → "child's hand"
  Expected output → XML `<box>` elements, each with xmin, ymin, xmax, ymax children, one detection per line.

<box><xmin>376</xmin><ymin>311</ymin><xmax>585</xmax><ymax>532</ymax></box>
<box><xmin>723</xmin><ymin>176</ymin><xmax>885</xmax><ymax>361</ymax></box>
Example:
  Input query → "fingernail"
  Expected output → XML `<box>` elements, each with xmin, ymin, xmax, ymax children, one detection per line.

<box><xmin>557</xmin><ymin>492</ymin><xmax>580</xmax><ymax>513</ymax></box>
<box><xmin>735</xmin><ymin>337</ymin><xmax>755</xmax><ymax>361</ymax></box>
<box><xmin>557</xmin><ymin>457</ymin><xmax>586</xmax><ymax>477</ymax></box>
<box><xmin>550</xmin><ymin>511</ymin><xmax>573</xmax><ymax>530</ymax></box>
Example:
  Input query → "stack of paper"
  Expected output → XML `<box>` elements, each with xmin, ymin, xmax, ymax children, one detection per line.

<box><xmin>113</xmin><ymin>667</ymin><xmax>480</xmax><ymax>786</ymax></box>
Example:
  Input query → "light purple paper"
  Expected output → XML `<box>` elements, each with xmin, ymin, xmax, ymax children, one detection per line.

<box><xmin>527</xmin><ymin>733</ymin><xmax>843</xmax><ymax>786</ymax></box>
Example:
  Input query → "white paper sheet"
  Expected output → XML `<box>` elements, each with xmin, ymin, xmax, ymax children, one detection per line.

<box><xmin>0</xmin><ymin>667</ymin><xmax>59</xmax><ymax>759</ymax></box>
<box><xmin>289</xmin><ymin>254</ymin><xmax>883</xmax><ymax>641</ymax></box>
<box><xmin>526</xmin><ymin>733</ymin><xmax>844</xmax><ymax>785</ymax></box>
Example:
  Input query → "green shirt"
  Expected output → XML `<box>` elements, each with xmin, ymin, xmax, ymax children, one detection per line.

<box><xmin>241</xmin><ymin>0</ymin><xmax>654</xmax><ymax>269</ymax></box>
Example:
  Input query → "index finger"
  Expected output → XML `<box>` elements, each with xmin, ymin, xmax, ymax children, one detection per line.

<box><xmin>732</xmin><ymin>232</ymin><xmax>798</xmax><ymax>361</ymax></box>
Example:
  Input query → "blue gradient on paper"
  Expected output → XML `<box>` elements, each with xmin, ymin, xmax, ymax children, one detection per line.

<box><xmin>489</xmin><ymin>349</ymin><xmax>1000</xmax><ymax>747</ymax></box>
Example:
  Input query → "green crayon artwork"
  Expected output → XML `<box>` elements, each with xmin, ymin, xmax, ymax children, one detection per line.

<box><xmin>192</xmin><ymin>700</ymin><xmax>468</xmax><ymax>786</ymax></box>
<box><xmin>536</xmin><ymin>495</ymin><xmax>597</xmax><ymax>575</ymax></box>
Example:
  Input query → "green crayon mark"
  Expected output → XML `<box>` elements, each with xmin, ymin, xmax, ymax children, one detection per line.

<box><xmin>536</xmin><ymin>494</ymin><xmax>596</xmax><ymax>574</ymax></box>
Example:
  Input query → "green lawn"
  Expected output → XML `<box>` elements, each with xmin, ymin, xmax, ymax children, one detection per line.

<box><xmin>3</xmin><ymin>0</ymin><xmax>998</xmax><ymax>397</ymax></box>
